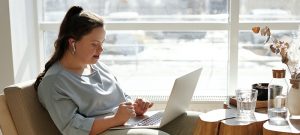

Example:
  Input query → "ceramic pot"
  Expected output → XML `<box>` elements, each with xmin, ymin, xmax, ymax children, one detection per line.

<box><xmin>252</xmin><ymin>83</ymin><xmax>268</xmax><ymax>101</ymax></box>
<box><xmin>287</xmin><ymin>79</ymin><xmax>300</xmax><ymax>116</ymax></box>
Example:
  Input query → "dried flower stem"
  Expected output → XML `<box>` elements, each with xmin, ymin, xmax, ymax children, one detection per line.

<box><xmin>252</xmin><ymin>26</ymin><xmax>295</xmax><ymax>78</ymax></box>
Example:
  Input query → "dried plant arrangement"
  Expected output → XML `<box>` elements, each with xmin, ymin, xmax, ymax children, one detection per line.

<box><xmin>252</xmin><ymin>26</ymin><xmax>300</xmax><ymax>79</ymax></box>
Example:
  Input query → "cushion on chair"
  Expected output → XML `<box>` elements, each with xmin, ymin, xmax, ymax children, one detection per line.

<box><xmin>4</xmin><ymin>80</ymin><xmax>61</xmax><ymax>135</ymax></box>
<box><xmin>0</xmin><ymin>95</ymin><xmax>18</xmax><ymax>135</ymax></box>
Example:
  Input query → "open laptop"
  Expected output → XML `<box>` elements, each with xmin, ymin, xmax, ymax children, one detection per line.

<box><xmin>111</xmin><ymin>68</ymin><xmax>202</xmax><ymax>129</ymax></box>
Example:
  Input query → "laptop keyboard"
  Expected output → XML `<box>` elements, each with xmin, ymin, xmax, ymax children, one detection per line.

<box><xmin>136</xmin><ymin>112</ymin><xmax>163</xmax><ymax>126</ymax></box>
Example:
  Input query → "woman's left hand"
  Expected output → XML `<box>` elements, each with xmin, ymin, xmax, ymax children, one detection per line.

<box><xmin>133</xmin><ymin>98</ymin><xmax>154</xmax><ymax>116</ymax></box>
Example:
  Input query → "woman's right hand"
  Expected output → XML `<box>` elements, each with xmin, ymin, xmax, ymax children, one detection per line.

<box><xmin>114</xmin><ymin>102</ymin><xmax>136</xmax><ymax>125</ymax></box>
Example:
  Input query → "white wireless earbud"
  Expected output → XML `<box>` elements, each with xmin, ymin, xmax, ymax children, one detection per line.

<box><xmin>72</xmin><ymin>42</ymin><xmax>76</xmax><ymax>55</ymax></box>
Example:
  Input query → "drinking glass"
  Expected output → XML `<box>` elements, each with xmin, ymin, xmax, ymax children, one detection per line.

<box><xmin>236</xmin><ymin>89</ymin><xmax>258</xmax><ymax>121</ymax></box>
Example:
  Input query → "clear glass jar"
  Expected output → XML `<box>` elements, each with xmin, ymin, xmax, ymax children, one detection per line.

<box><xmin>268</xmin><ymin>69</ymin><xmax>289</xmax><ymax>126</ymax></box>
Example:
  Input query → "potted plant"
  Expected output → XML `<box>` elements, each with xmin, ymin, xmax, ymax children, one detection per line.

<box><xmin>252</xmin><ymin>26</ymin><xmax>300</xmax><ymax>116</ymax></box>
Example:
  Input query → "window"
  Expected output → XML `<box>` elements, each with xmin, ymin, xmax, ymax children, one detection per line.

<box><xmin>39</xmin><ymin>0</ymin><xmax>300</xmax><ymax>101</ymax></box>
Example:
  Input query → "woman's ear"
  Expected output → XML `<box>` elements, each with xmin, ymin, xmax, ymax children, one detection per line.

<box><xmin>68</xmin><ymin>38</ymin><xmax>76</xmax><ymax>55</ymax></box>
<box><xmin>68</xmin><ymin>38</ymin><xmax>76</xmax><ymax>47</ymax></box>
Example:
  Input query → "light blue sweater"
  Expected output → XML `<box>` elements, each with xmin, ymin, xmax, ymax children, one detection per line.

<box><xmin>38</xmin><ymin>62</ymin><xmax>131</xmax><ymax>135</ymax></box>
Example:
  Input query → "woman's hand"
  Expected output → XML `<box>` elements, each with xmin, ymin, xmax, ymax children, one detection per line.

<box><xmin>114</xmin><ymin>102</ymin><xmax>136</xmax><ymax>125</ymax></box>
<box><xmin>133</xmin><ymin>98</ymin><xmax>154</xmax><ymax>116</ymax></box>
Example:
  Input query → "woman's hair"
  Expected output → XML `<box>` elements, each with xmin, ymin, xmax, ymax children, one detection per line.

<box><xmin>34</xmin><ymin>6</ymin><xmax>104</xmax><ymax>90</ymax></box>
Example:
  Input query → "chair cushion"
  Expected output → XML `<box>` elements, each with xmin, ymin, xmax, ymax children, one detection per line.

<box><xmin>4</xmin><ymin>80</ymin><xmax>61</xmax><ymax>135</ymax></box>
<box><xmin>0</xmin><ymin>95</ymin><xmax>18</xmax><ymax>135</ymax></box>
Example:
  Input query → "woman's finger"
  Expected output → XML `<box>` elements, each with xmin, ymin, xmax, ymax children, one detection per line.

<box><xmin>143</xmin><ymin>102</ymin><xmax>150</xmax><ymax>110</ymax></box>
<box><xmin>148</xmin><ymin>102</ymin><xmax>154</xmax><ymax>108</ymax></box>
<box><xmin>124</xmin><ymin>102</ymin><xmax>133</xmax><ymax>105</ymax></box>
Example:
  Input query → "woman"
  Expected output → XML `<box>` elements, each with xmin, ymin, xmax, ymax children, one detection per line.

<box><xmin>35</xmin><ymin>6</ymin><xmax>200</xmax><ymax>135</ymax></box>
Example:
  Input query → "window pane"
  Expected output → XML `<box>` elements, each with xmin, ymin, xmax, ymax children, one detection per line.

<box><xmin>43</xmin><ymin>32</ymin><xmax>57</xmax><ymax>61</ymax></box>
<box><xmin>43</xmin><ymin>0</ymin><xmax>228</xmax><ymax>22</ymax></box>
<box><xmin>44</xmin><ymin>30</ymin><xmax>228</xmax><ymax>97</ymax></box>
<box><xmin>240</xmin><ymin>0</ymin><xmax>300</xmax><ymax>21</ymax></box>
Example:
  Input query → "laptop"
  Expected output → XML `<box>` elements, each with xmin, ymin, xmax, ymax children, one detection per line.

<box><xmin>111</xmin><ymin>68</ymin><xmax>202</xmax><ymax>129</ymax></box>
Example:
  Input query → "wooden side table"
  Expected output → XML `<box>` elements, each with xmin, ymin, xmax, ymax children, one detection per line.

<box><xmin>193</xmin><ymin>109</ymin><xmax>268</xmax><ymax>135</ymax></box>
<box><xmin>263</xmin><ymin>119</ymin><xmax>300</xmax><ymax>135</ymax></box>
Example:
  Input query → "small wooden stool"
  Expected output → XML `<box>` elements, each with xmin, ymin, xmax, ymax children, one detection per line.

<box><xmin>263</xmin><ymin>119</ymin><xmax>300</xmax><ymax>135</ymax></box>
<box><xmin>193</xmin><ymin>109</ymin><xmax>268</xmax><ymax>135</ymax></box>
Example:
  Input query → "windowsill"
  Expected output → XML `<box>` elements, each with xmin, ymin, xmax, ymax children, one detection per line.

<box><xmin>149</xmin><ymin>101</ymin><xmax>224</xmax><ymax>113</ymax></box>
<box><xmin>130</xmin><ymin>95</ymin><xmax>228</xmax><ymax>102</ymax></box>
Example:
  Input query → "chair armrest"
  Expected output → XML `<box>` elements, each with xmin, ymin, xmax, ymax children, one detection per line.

<box><xmin>0</xmin><ymin>95</ymin><xmax>18</xmax><ymax>135</ymax></box>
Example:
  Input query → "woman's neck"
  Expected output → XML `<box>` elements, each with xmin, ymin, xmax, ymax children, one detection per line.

<box><xmin>60</xmin><ymin>52</ymin><xmax>91</xmax><ymax>75</ymax></box>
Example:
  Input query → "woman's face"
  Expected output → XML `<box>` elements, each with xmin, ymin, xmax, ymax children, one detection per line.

<box><xmin>74</xmin><ymin>27</ymin><xmax>106</xmax><ymax>64</ymax></box>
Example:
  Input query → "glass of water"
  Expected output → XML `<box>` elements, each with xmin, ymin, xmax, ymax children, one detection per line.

<box><xmin>236</xmin><ymin>89</ymin><xmax>258</xmax><ymax>121</ymax></box>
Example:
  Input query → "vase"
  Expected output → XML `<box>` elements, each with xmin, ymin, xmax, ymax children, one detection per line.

<box><xmin>287</xmin><ymin>79</ymin><xmax>300</xmax><ymax>116</ymax></box>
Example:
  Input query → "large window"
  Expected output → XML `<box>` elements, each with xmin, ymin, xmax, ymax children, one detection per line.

<box><xmin>39</xmin><ymin>0</ymin><xmax>300</xmax><ymax>101</ymax></box>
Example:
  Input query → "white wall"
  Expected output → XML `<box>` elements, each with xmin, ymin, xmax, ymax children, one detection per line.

<box><xmin>0</xmin><ymin>0</ymin><xmax>40</xmax><ymax>92</ymax></box>
<box><xmin>0</xmin><ymin>0</ymin><xmax>14</xmax><ymax>92</ymax></box>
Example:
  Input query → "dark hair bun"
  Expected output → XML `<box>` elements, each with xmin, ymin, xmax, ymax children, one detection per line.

<box><xmin>67</xmin><ymin>6</ymin><xmax>83</xmax><ymax>17</ymax></box>
<box><xmin>60</xmin><ymin>6</ymin><xmax>83</xmax><ymax>33</ymax></box>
